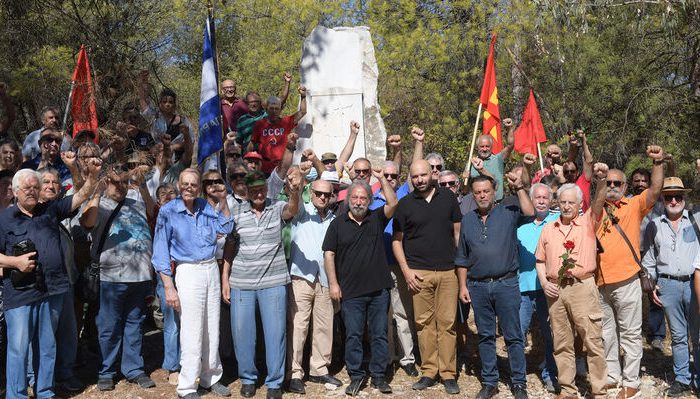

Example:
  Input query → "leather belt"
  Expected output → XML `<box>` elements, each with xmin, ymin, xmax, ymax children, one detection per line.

<box><xmin>470</xmin><ymin>270</ymin><xmax>517</xmax><ymax>283</ymax></box>
<box><xmin>658</xmin><ymin>273</ymin><xmax>693</xmax><ymax>282</ymax></box>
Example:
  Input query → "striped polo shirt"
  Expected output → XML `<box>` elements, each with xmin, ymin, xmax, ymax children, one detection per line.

<box><xmin>230</xmin><ymin>198</ymin><xmax>291</xmax><ymax>289</ymax></box>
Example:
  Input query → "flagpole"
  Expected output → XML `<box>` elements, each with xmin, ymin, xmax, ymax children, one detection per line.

<box><xmin>536</xmin><ymin>142</ymin><xmax>544</xmax><ymax>172</ymax></box>
<box><xmin>61</xmin><ymin>81</ymin><xmax>75</xmax><ymax>132</ymax></box>
<box><xmin>206</xmin><ymin>0</ymin><xmax>226</xmax><ymax>169</ymax></box>
<box><xmin>464</xmin><ymin>103</ymin><xmax>482</xmax><ymax>180</ymax></box>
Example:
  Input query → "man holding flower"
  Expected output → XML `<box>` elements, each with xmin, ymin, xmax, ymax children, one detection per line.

<box><xmin>534</xmin><ymin>163</ymin><xmax>610</xmax><ymax>399</ymax></box>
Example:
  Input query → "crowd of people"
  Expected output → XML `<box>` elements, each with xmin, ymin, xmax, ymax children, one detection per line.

<box><xmin>0</xmin><ymin>74</ymin><xmax>699</xmax><ymax>399</ymax></box>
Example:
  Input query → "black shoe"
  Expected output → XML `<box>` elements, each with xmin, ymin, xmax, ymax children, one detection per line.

<box><xmin>201</xmin><ymin>382</ymin><xmax>231</xmax><ymax>397</ymax></box>
<box><xmin>345</xmin><ymin>378</ymin><xmax>364</xmax><ymax>396</ymax></box>
<box><xmin>511</xmin><ymin>384</ymin><xmax>528</xmax><ymax>399</ymax></box>
<box><xmin>443</xmin><ymin>379</ymin><xmax>460</xmax><ymax>394</ymax></box>
<box><xmin>400</xmin><ymin>363</ymin><xmax>419</xmax><ymax>377</ymax></box>
<box><xmin>288</xmin><ymin>379</ymin><xmax>306</xmax><ymax>394</ymax></box>
<box><xmin>56</xmin><ymin>376</ymin><xmax>85</xmax><ymax>392</ymax></box>
<box><xmin>412</xmin><ymin>377</ymin><xmax>436</xmax><ymax>390</ymax></box>
<box><xmin>266</xmin><ymin>388</ymin><xmax>283</xmax><ymax>399</ymax></box>
<box><xmin>96</xmin><ymin>378</ymin><xmax>115</xmax><ymax>391</ymax></box>
<box><xmin>128</xmin><ymin>373</ymin><xmax>156</xmax><ymax>389</ymax></box>
<box><xmin>667</xmin><ymin>381</ymin><xmax>691</xmax><ymax>397</ymax></box>
<box><xmin>474</xmin><ymin>384</ymin><xmax>498</xmax><ymax>399</ymax></box>
<box><xmin>178</xmin><ymin>393</ymin><xmax>201</xmax><ymax>399</ymax></box>
<box><xmin>240</xmin><ymin>384</ymin><xmax>256</xmax><ymax>398</ymax></box>
<box><xmin>309</xmin><ymin>374</ymin><xmax>343</xmax><ymax>386</ymax></box>
<box><xmin>371</xmin><ymin>377</ymin><xmax>392</xmax><ymax>394</ymax></box>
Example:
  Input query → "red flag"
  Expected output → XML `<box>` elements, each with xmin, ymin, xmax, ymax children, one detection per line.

<box><xmin>480</xmin><ymin>33</ymin><xmax>502</xmax><ymax>153</ymax></box>
<box><xmin>70</xmin><ymin>45</ymin><xmax>98</xmax><ymax>140</ymax></box>
<box><xmin>514</xmin><ymin>89</ymin><xmax>547</xmax><ymax>154</ymax></box>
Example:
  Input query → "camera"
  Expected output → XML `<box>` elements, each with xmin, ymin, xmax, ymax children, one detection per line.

<box><xmin>10</xmin><ymin>239</ymin><xmax>46</xmax><ymax>292</ymax></box>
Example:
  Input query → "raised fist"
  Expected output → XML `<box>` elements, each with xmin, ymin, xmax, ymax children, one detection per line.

<box><xmin>568</xmin><ymin>132</ymin><xmax>579</xmax><ymax>146</ymax></box>
<box><xmin>371</xmin><ymin>167</ymin><xmax>384</xmax><ymax>180</ymax></box>
<box><xmin>226</xmin><ymin>131</ymin><xmax>237</xmax><ymax>142</ymax></box>
<box><xmin>552</xmin><ymin>164</ymin><xmax>564</xmax><ymax>176</ymax></box>
<box><xmin>350</xmin><ymin>121</ymin><xmax>360</xmax><ymax>135</ymax></box>
<box><xmin>503</xmin><ymin>118</ymin><xmax>513</xmax><ymax>128</ymax></box>
<box><xmin>387</xmin><ymin>135</ymin><xmax>401</xmax><ymax>149</ymax></box>
<box><xmin>523</xmin><ymin>153</ymin><xmax>536</xmax><ymax>166</ymax></box>
<box><xmin>302</xmin><ymin>148</ymin><xmax>316</xmax><ymax>162</ymax></box>
<box><xmin>593</xmin><ymin>162</ymin><xmax>609</xmax><ymax>179</ymax></box>
<box><xmin>696</xmin><ymin>159</ymin><xmax>700</xmax><ymax>173</ymax></box>
<box><xmin>505</xmin><ymin>171</ymin><xmax>522</xmax><ymax>188</ymax></box>
<box><xmin>646</xmin><ymin>145</ymin><xmax>663</xmax><ymax>161</ymax></box>
<box><xmin>283</xmin><ymin>72</ymin><xmax>292</xmax><ymax>83</ymax></box>
<box><xmin>471</xmin><ymin>157</ymin><xmax>484</xmax><ymax>171</ymax></box>
<box><xmin>298</xmin><ymin>85</ymin><xmax>306</xmax><ymax>96</ymax></box>
<box><xmin>411</xmin><ymin>127</ymin><xmax>425</xmax><ymax>142</ymax></box>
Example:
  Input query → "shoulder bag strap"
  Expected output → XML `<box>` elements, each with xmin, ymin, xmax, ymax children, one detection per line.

<box><xmin>95</xmin><ymin>200</ymin><xmax>125</xmax><ymax>257</ymax></box>
<box><xmin>604</xmin><ymin>205</ymin><xmax>642</xmax><ymax>267</ymax></box>
<box><xmin>688</xmin><ymin>212</ymin><xmax>700</xmax><ymax>245</ymax></box>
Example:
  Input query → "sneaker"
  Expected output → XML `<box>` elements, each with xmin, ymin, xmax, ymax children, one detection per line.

<box><xmin>651</xmin><ymin>339</ymin><xmax>665</xmax><ymax>352</ymax></box>
<box><xmin>128</xmin><ymin>373</ymin><xmax>156</xmax><ymax>389</ymax></box>
<box><xmin>412</xmin><ymin>377</ymin><xmax>436</xmax><ymax>390</ymax></box>
<box><xmin>370</xmin><ymin>377</ymin><xmax>392</xmax><ymax>394</ymax></box>
<box><xmin>56</xmin><ymin>375</ymin><xmax>85</xmax><ymax>392</ymax></box>
<box><xmin>443</xmin><ymin>379</ymin><xmax>460</xmax><ymax>394</ymax></box>
<box><xmin>616</xmin><ymin>387</ymin><xmax>640</xmax><ymax>399</ymax></box>
<box><xmin>96</xmin><ymin>378</ymin><xmax>114</xmax><ymax>391</ymax></box>
<box><xmin>666</xmin><ymin>381</ymin><xmax>691</xmax><ymax>397</ymax></box>
<box><xmin>288</xmin><ymin>378</ymin><xmax>305</xmax><ymax>394</ymax></box>
<box><xmin>202</xmin><ymin>382</ymin><xmax>231</xmax><ymax>397</ymax></box>
<box><xmin>400</xmin><ymin>363</ymin><xmax>419</xmax><ymax>377</ymax></box>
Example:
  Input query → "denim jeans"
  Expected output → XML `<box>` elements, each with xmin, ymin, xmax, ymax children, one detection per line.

<box><xmin>519</xmin><ymin>290</ymin><xmax>557</xmax><ymax>383</ymax></box>
<box><xmin>469</xmin><ymin>275</ymin><xmax>526</xmax><ymax>386</ymax></box>
<box><xmin>657</xmin><ymin>277</ymin><xmax>700</xmax><ymax>386</ymax></box>
<box><xmin>156</xmin><ymin>273</ymin><xmax>181</xmax><ymax>371</ymax></box>
<box><xmin>230</xmin><ymin>285</ymin><xmax>287</xmax><ymax>389</ymax></box>
<box><xmin>55</xmin><ymin>287</ymin><xmax>78</xmax><ymax>381</ymax></box>
<box><xmin>5</xmin><ymin>294</ymin><xmax>63</xmax><ymax>399</ymax></box>
<box><xmin>96</xmin><ymin>281</ymin><xmax>150</xmax><ymax>380</ymax></box>
<box><xmin>341</xmin><ymin>289</ymin><xmax>390</xmax><ymax>381</ymax></box>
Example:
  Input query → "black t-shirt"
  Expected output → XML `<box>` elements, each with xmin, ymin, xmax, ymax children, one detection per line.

<box><xmin>322</xmin><ymin>207</ymin><xmax>393</xmax><ymax>300</ymax></box>
<box><xmin>392</xmin><ymin>187</ymin><xmax>462</xmax><ymax>270</ymax></box>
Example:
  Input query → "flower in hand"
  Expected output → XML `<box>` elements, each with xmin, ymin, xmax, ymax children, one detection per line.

<box><xmin>558</xmin><ymin>240</ymin><xmax>581</xmax><ymax>285</ymax></box>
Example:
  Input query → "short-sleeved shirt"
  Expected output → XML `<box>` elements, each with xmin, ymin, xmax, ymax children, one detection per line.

<box><xmin>251</xmin><ymin>115</ymin><xmax>296</xmax><ymax>174</ymax></box>
<box><xmin>454</xmin><ymin>196</ymin><xmax>522</xmax><ymax>279</ymax></box>
<box><xmin>88</xmin><ymin>197</ymin><xmax>152</xmax><ymax>283</ymax></box>
<box><xmin>595</xmin><ymin>189</ymin><xmax>654</xmax><ymax>285</ymax></box>
<box><xmin>392</xmin><ymin>187</ymin><xmax>462</xmax><ymax>270</ymax></box>
<box><xmin>289</xmin><ymin>202</ymin><xmax>335</xmax><ymax>287</ymax></box>
<box><xmin>0</xmin><ymin>196</ymin><xmax>74</xmax><ymax>310</ymax></box>
<box><xmin>470</xmin><ymin>152</ymin><xmax>505</xmax><ymax>200</ymax></box>
<box><xmin>535</xmin><ymin>210</ymin><xmax>599</xmax><ymax>281</ymax></box>
<box><xmin>322</xmin><ymin>208</ymin><xmax>393</xmax><ymax>299</ymax></box>
<box><xmin>221</xmin><ymin>98</ymin><xmax>249</xmax><ymax>133</ymax></box>
<box><xmin>517</xmin><ymin>212</ymin><xmax>559</xmax><ymax>292</ymax></box>
<box><xmin>230</xmin><ymin>199</ymin><xmax>290</xmax><ymax>290</ymax></box>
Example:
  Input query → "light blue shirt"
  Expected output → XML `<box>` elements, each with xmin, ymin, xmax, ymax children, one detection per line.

<box><xmin>517</xmin><ymin>212</ymin><xmax>559</xmax><ymax>292</ymax></box>
<box><xmin>642</xmin><ymin>210</ymin><xmax>700</xmax><ymax>280</ymax></box>
<box><xmin>151</xmin><ymin>197</ymin><xmax>234</xmax><ymax>275</ymax></box>
<box><xmin>470</xmin><ymin>152</ymin><xmax>505</xmax><ymax>200</ymax></box>
<box><xmin>289</xmin><ymin>202</ymin><xmax>335</xmax><ymax>287</ymax></box>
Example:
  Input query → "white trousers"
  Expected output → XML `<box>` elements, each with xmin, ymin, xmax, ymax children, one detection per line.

<box><xmin>175</xmin><ymin>259</ymin><xmax>222</xmax><ymax>396</ymax></box>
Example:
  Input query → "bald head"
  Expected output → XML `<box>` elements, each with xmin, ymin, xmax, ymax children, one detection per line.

<box><xmin>221</xmin><ymin>80</ymin><xmax>236</xmax><ymax>100</ymax></box>
<box><xmin>410</xmin><ymin>160</ymin><xmax>432</xmax><ymax>193</ymax></box>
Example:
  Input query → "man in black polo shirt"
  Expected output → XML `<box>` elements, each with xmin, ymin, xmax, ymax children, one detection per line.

<box><xmin>323</xmin><ymin>170</ymin><xmax>397</xmax><ymax>396</ymax></box>
<box><xmin>455</xmin><ymin>173</ymin><xmax>534</xmax><ymax>399</ymax></box>
<box><xmin>392</xmin><ymin>159</ymin><xmax>462</xmax><ymax>395</ymax></box>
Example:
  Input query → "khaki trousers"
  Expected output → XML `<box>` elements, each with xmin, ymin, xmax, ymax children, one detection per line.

<box><xmin>412</xmin><ymin>269</ymin><xmax>458</xmax><ymax>380</ymax></box>
<box><xmin>547</xmin><ymin>277</ymin><xmax>607</xmax><ymax>398</ymax></box>
<box><xmin>287</xmin><ymin>276</ymin><xmax>333</xmax><ymax>379</ymax></box>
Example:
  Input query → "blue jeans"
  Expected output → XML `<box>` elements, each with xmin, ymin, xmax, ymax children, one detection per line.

<box><xmin>647</xmin><ymin>300</ymin><xmax>666</xmax><ymax>341</ymax></box>
<box><xmin>156</xmin><ymin>274</ymin><xmax>181</xmax><ymax>371</ymax></box>
<box><xmin>519</xmin><ymin>290</ymin><xmax>557</xmax><ymax>383</ymax></box>
<box><xmin>340</xmin><ymin>289</ymin><xmax>390</xmax><ymax>381</ymax></box>
<box><xmin>96</xmin><ymin>281</ymin><xmax>150</xmax><ymax>380</ymax></box>
<box><xmin>55</xmin><ymin>287</ymin><xmax>78</xmax><ymax>381</ymax></box>
<box><xmin>5</xmin><ymin>294</ymin><xmax>63</xmax><ymax>399</ymax></box>
<box><xmin>657</xmin><ymin>277</ymin><xmax>700</xmax><ymax>386</ymax></box>
<box><xmin>469</xmin><ymin>275</ymin><xmax>526</xmax><ymax>386</ymax></box>
<box><xmin>230</xmin><ymin>285</ymin><xmax>287</xmax><ymax>389</ymax></box>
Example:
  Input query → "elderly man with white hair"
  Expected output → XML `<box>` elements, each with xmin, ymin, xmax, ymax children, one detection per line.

<box><xmin>0</xmin><ymin>162</ymin><xmax>100</xmax><ymax>399</ymax></box>
<box><xmin>535</xmin><ymin>163</ymin><xmax>610</xmax><ymax>399</ymax></box>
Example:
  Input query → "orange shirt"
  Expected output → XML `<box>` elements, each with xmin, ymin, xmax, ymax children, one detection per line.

<box><xmin>595</xmin><ymin>189</ymin><xmax>654</xmax><ymax>286</ymax></box>
<box><xmin>535</xmin><ymin>210</ymin><xmax>599</xmax><ymax>281</ymax></box>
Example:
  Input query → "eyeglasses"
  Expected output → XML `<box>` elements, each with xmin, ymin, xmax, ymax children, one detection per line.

<box><xmin>439</xmin><ymin>180</ymin><xmax>457</xmax><ymax>187</ymax></box>
<box><xmin>313</xmin><ymin>190</ymin><xmax>332</xmax><ymax>198</ymax></box>
<box><xmin>229</xmin><ymin>172</ymin><xmax>246</xmax><ymax>180</ymax></box>
<box><xmin>430</xmin><ymin>164</ymin><xmax>443</xmax><ymax>171</ymax></box>
<box><xmin>384</xmin><ymin>173</ymin><xmax>398</xmax><ymax>179</ymax></box>
<box><xmin>203</xmin><ymin>178</ymin><xmax>224</xmax><ymax>186</ymax></box>
<box><xmin>663</xmin><ymin>194</ymin><xmax>684</xmax><ymax>202</ymax></box>
<box><xmin>222</xmin><ymin>86</ymin><xmax>235</xmax><ymax>91</ymax></box>
<box><xmin>606</xmin><ymin>180</ymin><xmax>623</xmax><ymax>188</ymax></box>
<box><xmin>19</xmin><ymin>186</ymin><xmax>39</xmax><ymax>193</ymax></box>
<box><xmin>225</xmin><ymin>153</ymin><xmax>241</xmax><ymax>158</ymax></box>
<box><xmin>355</xmin><ymin>168</ymin><xmax>370</xmax><ymax>175</ymax></box>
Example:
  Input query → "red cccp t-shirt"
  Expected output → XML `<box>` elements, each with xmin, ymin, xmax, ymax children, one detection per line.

<box><xmin>251</xmin><ymin>115</ymin><xmax>296</xmax><ymax>174</ymax></box>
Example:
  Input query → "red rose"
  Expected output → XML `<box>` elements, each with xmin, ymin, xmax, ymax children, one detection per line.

<box><xmin>564</xmin><ymin>240</ymin><xmax>575</xmax><ymax>251</ymax></box>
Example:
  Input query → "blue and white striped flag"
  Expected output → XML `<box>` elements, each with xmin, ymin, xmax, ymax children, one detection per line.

<box><xmin>197</xmin><ymin>17</ymin><xmax>223</xmax><ymax>165</ymax></box>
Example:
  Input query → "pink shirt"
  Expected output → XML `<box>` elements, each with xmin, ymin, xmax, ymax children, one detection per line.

<box><xmin>535</xmin><ymin>209</ymin><xmax>598</xmax><ymax>281</ymax></box>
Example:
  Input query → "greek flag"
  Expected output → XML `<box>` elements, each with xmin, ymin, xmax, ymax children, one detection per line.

<box><xmin>197</xmin><ymin>17</ymin><xmax>223</xmax><ymax>165</ymax></box>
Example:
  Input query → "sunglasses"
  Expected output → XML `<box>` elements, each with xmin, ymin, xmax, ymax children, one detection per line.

<box><xmin>203</xmin><ymin>178</ymin><xmax>224</xmax><ymax>186</ymax></box>
<box><xmin>663</xmin><ymin>194</ymin><xmax>684</xmax><ymax>202</ymax></box>
<box><xmin>226</xmin><ymin>153</ymin><xmax>241</xmax><ymax>158</ymax></box>
<box><xmin>41</xmin><ymin>137</ymin><xmax>62</xmax><ymax>145</ymax></box>
<box><xmin>355</xmin><ymin>168</ymin><xmax>370</xmax><ymax>175</ymax></box>
<box><xmin>322</xmin><ymin>159</ymin><xmax>336</xmax><ymax>165</ymax></box>
<box><xmin>313</xmin><ymin>190</ymin><xmax>332</xmax><ymax>198</ymax></box>
<box><xmin>430</xmin><ymin>164</ymin><xmax>443</xmax><ymax>171</ymax></box>
<box><xmin>606</xmin><ymin>180</ymin><xmax>624</xmax><ymax>188</ymax></box>
<box><xmin>229</xmin><ymin>172</ymin><xmax>246</xmax><ymax>180</ymax></box>
<box><xmin>439</xmin><ymin>180</ymin><xmax>457</xmax><ymax>187</ymax></box>
<box><xmin>384</xmin><ymin>173</ymin><xmax>398</xmax><ymax>179</ymax></box>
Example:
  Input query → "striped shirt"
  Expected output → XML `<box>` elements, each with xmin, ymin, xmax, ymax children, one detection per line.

<box><xmin>230</xmin><ymin>198</ymin><xmax>290</xmax><ymax>289</ymax></box>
